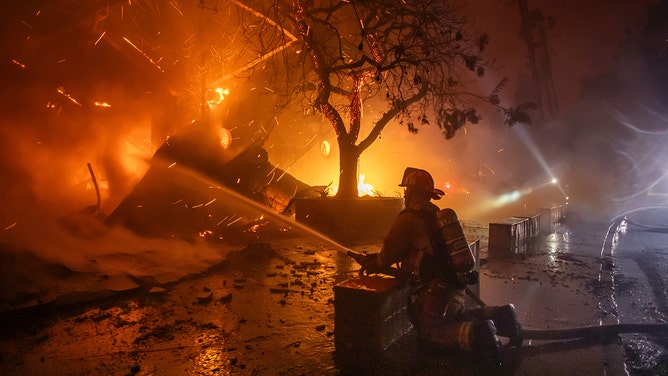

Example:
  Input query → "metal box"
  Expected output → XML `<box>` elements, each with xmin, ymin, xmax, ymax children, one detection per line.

<box><xmin>488</xmin><ymin>217</ymin><xmax>526</xmax><ymax>251</ymax></box>
<box><xmin>516</xmin><ymin>214</ymin><xmax>541</xmax><ymax>238</ymax></box>
<box><xmin>538</xmin><ymin>204</ymin><xmax>567</xmax><ymax>234</ymax></box>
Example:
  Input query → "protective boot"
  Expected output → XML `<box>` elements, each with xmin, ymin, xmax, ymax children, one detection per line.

<box><xmin>471</xmin><ymin>319</ymin><xmax>502</xmax><ymax>358</ymax></box>
<box><xmin>418</xmin><ymin>319</ymin><xmax>501</xmax><ymax>358</ymax></box>
<box><xmin>496</xmin><ymin>304</ymin><xmax>523</xmax><ymax>346</ymax></box>
<box><xmin>462</xmin><ymin>304</ymin><xmax>523</xmax><ymax>347</ymax></box>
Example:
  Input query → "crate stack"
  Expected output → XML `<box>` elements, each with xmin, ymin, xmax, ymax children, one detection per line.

<box><xmin>489</xmin><ymin>203</ymin><xmax>567</xmax><ymax>254</ymax></box>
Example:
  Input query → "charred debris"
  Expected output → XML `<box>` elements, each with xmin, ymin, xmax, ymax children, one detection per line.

<box><xmin>105</xmin><ymin>118</ymin><xmax>322</xmax><ymax>243</ymax></box>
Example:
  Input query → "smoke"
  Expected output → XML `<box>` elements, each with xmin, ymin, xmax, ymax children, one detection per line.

<box><xmin>216</xmin><ymin>0</ymin><xmax>661</xmax><ymax>225</ymax></box>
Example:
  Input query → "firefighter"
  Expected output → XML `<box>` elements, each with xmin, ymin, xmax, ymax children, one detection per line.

<box><xmin>361</xmin><ymin>167</ymin><xmax>523</xmax><ymax>358</ymax></box>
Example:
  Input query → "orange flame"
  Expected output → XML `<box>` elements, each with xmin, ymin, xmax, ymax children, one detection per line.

<box><xmin>206</xmin><ymin>87</ymin><xmax>230</xmax><ymax>108</ymax></box>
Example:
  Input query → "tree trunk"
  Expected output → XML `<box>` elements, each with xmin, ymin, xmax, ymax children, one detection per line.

<box><xmin>336</xmin><ymin>137</ymin><xmax>360</xmax><ymax>199</ymax></box>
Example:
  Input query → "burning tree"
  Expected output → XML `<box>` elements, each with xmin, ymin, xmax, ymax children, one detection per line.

<box><xmin>236</xmin><ymin>0</ymin><xmax>533</xmax><ymax>199</ymax></box>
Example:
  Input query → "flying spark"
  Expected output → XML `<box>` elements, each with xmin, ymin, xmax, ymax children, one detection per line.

<box><xmin>123</xmin><ymin>37</ymin><xmax>164</xmax><ymax>72</ymax></box>
<box><xmin>57</xmin><ymin>87</ymin><xmax>82</xmax><ymax>106</ymax></box>
<box><xmin>11</xmin><ymin>59</ymin><xmax>25</xmax><ymax>69</ymax></box>
<box><xmin>94</xmin><ymin>31</ymin><xmax>106</xmax><ymax>46</ymax></box>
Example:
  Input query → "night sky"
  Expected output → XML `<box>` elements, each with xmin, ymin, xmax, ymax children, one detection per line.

<box><xmin>470</xmin><ymin>0</ymin><xmax>655</xmax><ymax>111</ymax></box>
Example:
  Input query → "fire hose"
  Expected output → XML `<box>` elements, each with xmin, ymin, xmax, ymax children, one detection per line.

<box><xmin>520</xmin><ymin>323</ymin><xmax>668</xmax><ymax>341</ymax></box>
<box><xmin>345</xmin><ymin>250</ymin><xmax>668</xmax><ymax>343</ymax></box>
<box><xmin>463</xmin><ymin>286</ymin><xmax>668</xmax><ymax>341</ymax></box>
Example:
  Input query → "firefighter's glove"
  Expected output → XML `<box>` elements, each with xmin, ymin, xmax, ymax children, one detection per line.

<box><xmin>359</xmin><ymin>254</ymin><xmax>383</xmax><ymax>276</ymax></box>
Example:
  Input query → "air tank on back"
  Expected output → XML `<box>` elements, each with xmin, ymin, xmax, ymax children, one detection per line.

<box><xmin>436</xmin><ymin>208</ymin><xmax>475</xmax><ymax>273</ymax></box>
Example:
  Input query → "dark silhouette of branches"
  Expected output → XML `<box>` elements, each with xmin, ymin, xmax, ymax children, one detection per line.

<box><xmin>232</xmin><ymin>0</ymin><xmax>534</xmax><ymax>197</ymax></box>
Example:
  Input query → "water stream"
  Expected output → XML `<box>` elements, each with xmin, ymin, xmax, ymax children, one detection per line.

<box><xmin>169</xmin><ymin>159</ymin><xmax>359</xmax><ymax>256</ymax></box>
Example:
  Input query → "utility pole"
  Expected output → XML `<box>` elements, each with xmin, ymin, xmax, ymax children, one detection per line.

<box><xmin>517</xmin><ymin>0</ymin><xmax>559</xmax><ymax>120</ymax></box>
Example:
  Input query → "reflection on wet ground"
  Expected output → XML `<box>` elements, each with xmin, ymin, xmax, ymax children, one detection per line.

<box><xmin>2</xmin><ymin>216</ymin><xmax>668</xmax><ymax>374</ymax></box>
<box><xmin>0</xmin><ymin>240</ymin><xmax>353</xmax><ymax>375</ymax></box>
<box><xmin>614</xmin><ymin>215</ymin><xmax>668</xmax><ymax>375</ymax></box>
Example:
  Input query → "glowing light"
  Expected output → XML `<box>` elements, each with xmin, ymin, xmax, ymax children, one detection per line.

<box><xmin>320</xmin><ymin>140</ymin><xmax>331</xmax><ymax>157</ymax></box>
<box><xmin>206</xmin><ymin>87</ymin><xmax>230</xmax><ymax>107</ymax></box>
<box><xmin>198</xmin><ymin>230</ymin><xmax>213</xmax><ymax>237</ymax></box>
<box><xmin>493</xmin><ymin>190</ymin><xmax>523</xmax><ymax>207</ymax></box>
<box><xmin>94</xmin><ymin>101</ymin><xmax>111</xmax><ymax>108</ymax></box>
<box><xmin>11</xmin><ymin>59</ymin><xmax>25</xmax><ymax>69</ymax></box>
<box><xmin>219</xmin><ymin>128</ymin><xmax>232</xmax><ymax>149</ymax></box>
<box><xmin>514</xmin><ymin>126</ymin><xmax>568</xmax><ymax>198</ymax></box>
<box><xmin>441</xmin><ymin>180</ymin><xmax>470</xmax><ymax>195</ymax></box>
<box><xmin>481</xmin><ymin>176</ymin><xmax>563</xmax><ymax>212</ymax></box>
<box><xmin>358</xmin><ymin>174</ymin><xmax>374</xmax><ymax>197</ymax></box>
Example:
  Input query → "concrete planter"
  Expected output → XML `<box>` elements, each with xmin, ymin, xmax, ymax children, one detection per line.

<box><xmin>294</xmin><ymin>197</ymin><xmax>403</xmax><ymax>244</ymax></box>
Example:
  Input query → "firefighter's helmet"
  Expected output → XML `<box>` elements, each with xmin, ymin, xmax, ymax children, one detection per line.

<box><xmin>399</xmin><ymin>167</ymin><xmax>445</xmax><ymax>200</ymax></box>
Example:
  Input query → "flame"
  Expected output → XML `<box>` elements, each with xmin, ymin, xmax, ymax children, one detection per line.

<box><xmin>94</xmin><ymin>101</ymin><xmax>112</xmax><ymax>108</ymax></box>
<box><xmin>219</xmin><ymin>128</ymin><xmax>232</xmax><ymax>149</ymax></box>
<box><xmin>329</xmin><ymin>174</ymin><xmax>377</xmax><ymax>197</ymax></box>
<box><xmin>358</xmin><ymin>174</ymin><xmax>374</xmax><ymax>197</ymax></box>
<box><xmin>206</xmin><ymin>87</ymin><xmax>230</xmax><ymax>108</ymax></box>
<box><xmin>320</xmin><ymin>140</ymin><xmax>331</xmax><ymax>157</ymax></box>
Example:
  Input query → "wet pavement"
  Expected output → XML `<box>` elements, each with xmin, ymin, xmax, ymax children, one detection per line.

<box><xmin>2</xmin><ymin>209</ymin><xmax>668</xmax><ymax>375</ymax></box>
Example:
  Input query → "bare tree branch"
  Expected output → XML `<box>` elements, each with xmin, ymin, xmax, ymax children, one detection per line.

<box><xmin>233</xmin><ymin>0</ymin><xmax>533</xmax><ymax>197</ymax></box>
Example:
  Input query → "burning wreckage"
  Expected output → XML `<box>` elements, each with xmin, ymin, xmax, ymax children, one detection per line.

<box><xmin>105</xmin><ymin>117</ymin><xmax>326</xmax><ymax>243</ymax></box>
